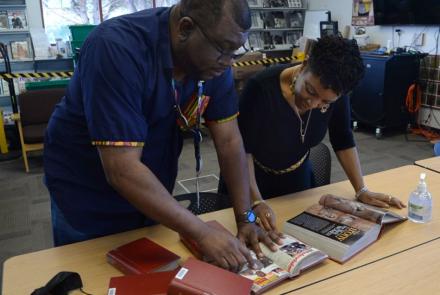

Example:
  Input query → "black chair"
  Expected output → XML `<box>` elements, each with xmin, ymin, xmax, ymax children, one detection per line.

<box><xmin>217</xmin><ymin>142</ymin><xmax>332</xmax><ymax>195</ymax></box>
<box><xmin>309</xmin><ymin>142</ymin><xmax>331</xmax><ymax>187</ymax></box>
<box><xmin>174</xmin><ymin>192</ymin><xmax>231</xmax><ymax>215</ymax></box>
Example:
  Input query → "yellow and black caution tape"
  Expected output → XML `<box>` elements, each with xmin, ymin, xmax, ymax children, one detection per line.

<box><xmin>0</xmin><ymin>71</ymin><xmax>74</xmax><ymax>79</ymax></box>
<box><xmin>232</xmin><ymin>56</ymin><xmax>296</xmax><ymax>67</ymax></box>
<box><xmin>0</xmin><ymin>56</ymin><xmax>294</xmax><ymax>80</ymax></box>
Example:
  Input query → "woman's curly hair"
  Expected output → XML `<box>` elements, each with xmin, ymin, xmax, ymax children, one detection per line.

<box><xmin>307</xmin><ymin>36</ymin><xmax>365</xmax><ymax>95</ymax></box>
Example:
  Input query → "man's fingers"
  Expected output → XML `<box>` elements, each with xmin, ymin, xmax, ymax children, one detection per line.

<box><xmin>224</xmin><ymin>252</ymin><xmax>240</xmax><ymax>272</ymax></box>
<box><xmin>212</xmin><ymin>257</ymin><xmax>229</xmax><ymax>270</ymax></box>
<box><xmin>237</xmin><ymin>244</ymin><xmax>254</xmax><ymax>269</ymax></box>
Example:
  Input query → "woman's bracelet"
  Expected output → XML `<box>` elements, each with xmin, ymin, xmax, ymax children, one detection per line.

<box><xmin>355</xmin><ymin>186</ymin><xmax>369</xmax><ymax>200</ymax></box>
<box><xmin>251</xmin><ymin>199</ymin><xmax>266</xmax><ymax>209</ymax></box>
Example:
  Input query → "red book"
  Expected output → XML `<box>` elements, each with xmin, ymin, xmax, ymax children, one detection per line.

<box><xmin>179</xmin><ymin>220</ymin><xmax>232</xmax><ymax>259</ymax></box>
<box><xmin>107</xmin><ymin>238</ymin><xmax>180</xmax><ymax>275</ymax></box>
<box><xmin>168</xmin><ymin>257</ymin><xmax>253</xmax><ymax>295</ymax></box>
<box><xmin>107</xmin><ymin>270</ymin><xmax>178</xmax><ymax>295</ymax></box>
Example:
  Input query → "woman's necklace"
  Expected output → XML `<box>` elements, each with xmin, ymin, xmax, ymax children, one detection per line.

<box><xmin>290</xmin><ymin>72</ymin><xmax>312</xmax><ymax>144</ymax></box>
<box><xmin>299</xmin><ymin>110</ymin><xmax>312</xmax><ymax>144</ymax></box>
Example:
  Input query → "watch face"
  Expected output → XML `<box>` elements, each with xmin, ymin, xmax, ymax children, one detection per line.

<box><xmin>247</xmin><ymin>210</ymin><xmax>257</xmax><ymax>223</ymax></box>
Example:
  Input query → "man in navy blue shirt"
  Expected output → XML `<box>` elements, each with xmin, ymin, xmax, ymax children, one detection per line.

<box><xmin>44</xmin><ymin>0</ymin><xmax>277</xmax><ymax>271</ymax></box>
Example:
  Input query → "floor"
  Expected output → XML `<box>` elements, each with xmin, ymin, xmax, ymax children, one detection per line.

<box><xmin>0</xmin><ymin>127</ymin><xmax>435</xmax><ymax>290</ymax></box>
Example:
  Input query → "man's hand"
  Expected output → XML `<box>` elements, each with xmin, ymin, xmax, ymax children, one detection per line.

<box><xmin>196</xmin><ymin>226</ymin><xmax>254</xmax><ymax>273</ymax></box>
<box><xmin>237</xmin><ymin>222</ymin><xmax>278</xmax><ymax>259</ymax></box>
<box><xmin>358</xmin><ymin>190</ymin><xmax>406</xmax><ymax>209</ymax></box>
<box><xmin>253</xmin><ymin>202</ymin><xmax>283</xmax><ymax>244</ymax></box>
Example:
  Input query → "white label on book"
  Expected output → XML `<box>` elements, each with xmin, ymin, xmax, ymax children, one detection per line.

<box><xmin>175</xmin><ymin>267</ymin><xmax>189</xmax><ymax>280</ymax></box>
<box><xmin>108</xmin><ymin>288</ymin><xmax>116</xmax><ymax>295</ymax></box>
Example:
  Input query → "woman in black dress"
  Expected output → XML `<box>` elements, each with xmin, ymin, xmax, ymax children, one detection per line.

<box><xmin>238</xmin><ymin>36</ymin><xmax>406</xmax><ymax>238</ymax></box>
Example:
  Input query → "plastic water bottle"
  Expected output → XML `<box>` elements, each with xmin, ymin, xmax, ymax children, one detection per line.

<box><xmin>408</xmin><ymin>173</ymin><xmax>432</xmax><ymax>223</ymax></box>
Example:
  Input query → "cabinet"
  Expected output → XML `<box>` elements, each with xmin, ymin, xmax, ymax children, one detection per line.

<box><xmin>247</xmin><ymin>0</ymin><xmax>306</xmax><ymax>52</ymax></box>
<box><xmin>350</xmin><ymin>54</ymin><xmax>420</xmax><ymax>138</ymax></box>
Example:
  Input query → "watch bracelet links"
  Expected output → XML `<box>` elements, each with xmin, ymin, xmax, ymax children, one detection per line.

<box><xmin>355</xmin><ymin>186</ymin><xmax>369</xmax><ymax>200</ymax></box>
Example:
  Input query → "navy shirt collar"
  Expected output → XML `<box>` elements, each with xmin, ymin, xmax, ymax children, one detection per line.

<box><xmin>158</xmin><ymin>6</ymin><xmax>174</xmax><ymax>72</ymax></box>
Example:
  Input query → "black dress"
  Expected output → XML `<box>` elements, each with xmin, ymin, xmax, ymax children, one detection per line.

<box><xmin>238</xmin><ymin>65</ymin><xmax>355</xmax><ymax>199</ymax></box>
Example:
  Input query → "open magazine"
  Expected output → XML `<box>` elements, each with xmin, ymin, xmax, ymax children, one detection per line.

<box><xmin>284</xmin><ymin>194</ymin><xmax>407</xmax><ymax>263</ymax></box>
<box><xmin>180</xmin><ymin>220</ymin><xmax>327</xmax><ymax>294</ymax></box>
<box><xmin>239</xmin><ymin>235</ymin><xmax>327</xmax><ymax>294</ymax></box>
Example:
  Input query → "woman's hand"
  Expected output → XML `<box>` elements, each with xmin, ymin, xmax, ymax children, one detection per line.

<box><xmin>253</xmin><ymin>202</ymin><xmax>284</xmax><ymax>244</ymax></box>
<box><xmin>357</xmin><ymin>190</ymin><xmax>406</xmax><ymax>209</ymax></box>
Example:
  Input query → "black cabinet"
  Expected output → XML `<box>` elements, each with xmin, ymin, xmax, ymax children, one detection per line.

<box><xmin>350</xmin><ymin>54</ymin><xmax>419</xmax><ymax>138</ymax></box>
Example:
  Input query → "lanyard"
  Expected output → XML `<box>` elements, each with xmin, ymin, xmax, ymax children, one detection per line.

<box><xmin>171</xmin><ymin>79</ymin><xmax>205</xmax><ymax>209</ymax></box>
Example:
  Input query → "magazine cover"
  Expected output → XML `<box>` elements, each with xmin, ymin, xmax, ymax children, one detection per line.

<box><xmin>0</xmin><ymin>11</ymin><xmax>9</xmax><ymax>30</ymax></box>
<box><xmin>10</xmin><ymin>40</ymin><xmax>31</xmax><ymax>60</ymax></box>
<box><xmin>8</xmin><ymin>10</ymin><xmax>27</xmax><ymax>30</ymax></box>
<box><xmin>239</xmin><ymin>251</ymin><xmax>289</xmax><ymax>294</ymax></box>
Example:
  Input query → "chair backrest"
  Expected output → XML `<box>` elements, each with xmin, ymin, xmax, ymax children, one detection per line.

<box><xmin>18</xmin><ymin>88</ymin><xmax>66</xmax><ymax>126</ymax></box>
<box><xmin>309</xmin><ymin>142</ymin><xmax>331</xmax><ymax>187</ymax></box>
<box><xmin>174</xmin><ymin>192</ymin><xmax>231</xmax><ymax>215</ymax></box>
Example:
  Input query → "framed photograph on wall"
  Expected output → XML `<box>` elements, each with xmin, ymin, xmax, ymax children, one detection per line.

<box><xmin>0</xmin><ymin>11</ymin><xmax>9</xmax><ymax>30</ymax></box>
<box><xmin>10</xmin><ymin>40</ymin><xmax>31</xmax><ymax>60</ymax></box>
<box><xmin>8</xmin><ymin>10</ymin><xmax>27</xmax><ymax>30</ymax></box>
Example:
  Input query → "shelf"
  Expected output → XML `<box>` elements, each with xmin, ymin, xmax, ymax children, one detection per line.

<box><xmin>0</xmin><ymin>58</ymin><xmax>74</xmax><ymax>72</ymax></box>
<box><xmin>261</xmin><ymin>47</ymin><xmax>293</xmax><ymax>52</ymax></box>
<box><xmin>250</xmin><ymin>27</ymin><xmax>303</xmax><ymax>32</ymax></box>
<box><xmin>249</xmin><ymin>7</ymin><xmax>306</xmax><ymax>11</ymax></box>
<box><xmin>0</xmin><ymin>4</ymin><xmax>26</xmax><ymax>8</ymax></box>
<box><xmin>0</xmin><ymin>30</ymin><xmax>29</xmax><ymax>35</ymax></box>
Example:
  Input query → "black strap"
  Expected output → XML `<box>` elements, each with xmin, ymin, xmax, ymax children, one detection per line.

<box><xmin>31</xmin><ymin>271</ymin><xmax>92</xmax><ymax>295</ymax></box>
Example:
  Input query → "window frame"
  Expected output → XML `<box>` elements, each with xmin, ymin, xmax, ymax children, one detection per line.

<box><xmin>39</xmin><ymin>0</ymin><xmax>164</xmax><ymax>28</ymax></box>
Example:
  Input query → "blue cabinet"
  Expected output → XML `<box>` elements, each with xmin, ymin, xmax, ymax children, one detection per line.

<box><xmin>351</xmin><ymin>53</ymin><xmax>419</xmax><ymax>137</ymax></box>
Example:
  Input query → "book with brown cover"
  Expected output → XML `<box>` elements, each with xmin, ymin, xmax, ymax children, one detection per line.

<box><xmin>284</xmin><ymin>194</ymin><xmax>406</xmax><ymax>263</ymax></box>
<box><xmin>168</xmin><ymin>257</ymin><xmax>253</xmax><ymax>295</ymax></box>
<box><xmin>107</xmin><ymin>238</ymin><xmax>180</xmax><ymax>275</ymax></box>
<box><xmin>107</xmin><ymin>270</ymin><xmax>178</xmax><ymax>295</ymax></box>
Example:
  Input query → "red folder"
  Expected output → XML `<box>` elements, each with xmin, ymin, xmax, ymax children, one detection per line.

<box><xmin>108</xmin><ymin>270</ymin><xmax>178</xmax><ymax>295</ymax></box>
<box><xmin>107</xmin><ymin>238</ymin><xmax>180</xmax><ymax>275</ymax></box>
<box><xmin>168</xmin><ymin>257</ymin><xmax>253</xmax><ymax>295</ymax></box>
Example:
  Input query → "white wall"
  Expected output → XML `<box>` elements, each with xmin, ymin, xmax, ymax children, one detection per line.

<box><xmin>308</xmin><ymin>0</ymin><xmax>439</xmax><ymax>54</ymax></box>
<box><xmin>26</xmin><ymin>0</ymin><xmax>43</xmax><ymax>29</ymax></box>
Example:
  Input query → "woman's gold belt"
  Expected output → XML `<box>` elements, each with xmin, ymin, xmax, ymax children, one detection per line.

<box><xmin>253</xmin><ymin>151</ymin><xmax>309</xmax><ymax>175</ymax></box>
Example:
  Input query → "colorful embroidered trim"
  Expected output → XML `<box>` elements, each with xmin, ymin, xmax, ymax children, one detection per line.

<box><xmin>205</xmin><ymin>112</ymin><xmax>239</xmax><ymax>124</ymax></box>
<box><xmin>177</xmin><ymin>94</ymin><xmax>211</xmax><ymax>131</ymax></box>
<box><xmin>91</xmin><ymin>141</ymin><xmax>144</xmax><ymax>147</ymax></box>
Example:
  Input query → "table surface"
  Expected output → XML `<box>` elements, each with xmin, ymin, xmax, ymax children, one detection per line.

<box><xmin>415</xmin><ymin>156</ymin><xmax>440</xmax><ymax>173</ymax></box>
<box><xmin>3</xmin><ymin>165</ymin><xmax>440</xmax><ymax>295</ymax></box>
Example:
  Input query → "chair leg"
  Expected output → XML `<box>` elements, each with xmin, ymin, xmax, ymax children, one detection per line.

<box><xmin>22</xmin><ymin>147</ymin><xmax>29</xmax><ymax>173</ymax></box>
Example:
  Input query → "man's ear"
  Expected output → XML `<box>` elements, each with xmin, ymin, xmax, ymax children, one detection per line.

<box><xmin>177</xmin><ymin>17</ymin><xmax>195</xmax><ymax>42</ymax></box>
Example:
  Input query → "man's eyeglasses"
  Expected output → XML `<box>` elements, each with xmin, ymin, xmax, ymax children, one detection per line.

<box><xmin>183</xmin><ymin>15</ymin><xmax>239</xmax><ymax>62</ymax></box>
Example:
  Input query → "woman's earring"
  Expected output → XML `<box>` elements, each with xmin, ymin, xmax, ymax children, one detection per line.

<box><xmin>320</xmin><ymin>104</ymin><xmax>330</xmax><ymax>113</ymax></box>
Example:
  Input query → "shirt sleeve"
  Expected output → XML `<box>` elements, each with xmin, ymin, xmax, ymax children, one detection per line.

<box><xmin>237</xmin><ymin>77</ymin><xmax>263</xmax><ymax>154</ymax></box>
<box><xmin>328</xmin><ymin>95</ymin><xmax>356</xmax><ymax>151</ymax></box>
<box><xmin>203</xmin><ymin>67</ymin><xmax>239</xmax><ymax>124</ymax></box>
<box><xmin>79</xmin><ymin>36</ymin><xmax>148</xmax><ymax>147</ymax></box>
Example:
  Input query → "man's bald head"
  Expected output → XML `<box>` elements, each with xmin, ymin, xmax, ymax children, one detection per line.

<box><xmin>180</xmin><ymin>0</ymin><xmax>251</xmax><ymax>31</ymax></box>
